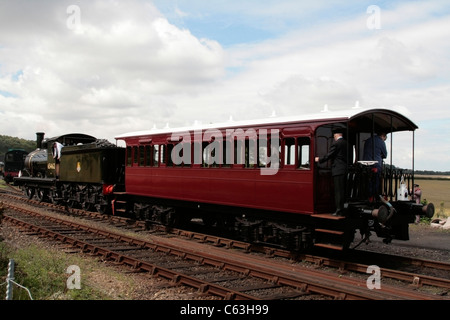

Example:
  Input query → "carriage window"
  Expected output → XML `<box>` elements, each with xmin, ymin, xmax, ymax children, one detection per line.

<box><xmin>258</xmin><ymin>138</ymin><xmax>268</xmax><ymax>167</ymax></box>
<box><xmin>153</xmin><ymin>145</ymin><xmax>159</xmax><ymax>167</ymax></box>
<box><xmin>139</xmin><ymin>146</ymin><xmax>145</xmax><ymax>166</ymax></box>
<box><xmin>222</xmin><ymin>139</ymin><xmax>232</xmax><ymax>168</ymax></box>
<box><xmin>284</xmin><ymin>138</ymin><xmax>296</xmax><ymax>166</ymax></box>
<box><xmin>244</xmin><ymin>139</ymin><xmax>257</xmax><ymax>168</ymax></box>
<box><xmin>127</xmin><ymin>147</ymin><xmax>132</xmax><ymax>167</ymax></box>
<box><xmin>193</xmin><ymin>142</ymin><xmax>202</xmax><ymax>165</ymax></box>
<box><xmin>145</xmin><ymin>146</ymin><xmax>152</xmax><ymax>166</ymax></box>
<box><xmin>202</xmin><ymin>140</ymin><xmax>223</xmax><ymax>168</ymax></box>
<box><xmin>234</xmin><ymin>139</ymin><xmax>243</xmax><ymax>165</ymax></box>
<box><xmin>167</xmin><ymin>144</ymin><xmax>174</xmax><ymax>166</ymax></box>
<box><xmin>282</xmin><ymin>137</ymin><xmax>310</xmax><ymax>169</ymax></box>
<box><xmin>316</xmin><ymin>126</ymin><xmax>333</xmax><ymax>168</ymax></box>
<box><xmin>298</xmin><ymin>137</ymin><xmax>310</xmax><ymax>169</ymax></box>
<box><xmin>169</xmin><ymin>143</ymin><xmax>190</xmax><ymax>167</ymax></box>
<box><xmin>160</xmin><ymin>145</ymin><xmax>166</xmax><ymax>165</ymax></box>
<box><xmin>202</xmin><ymin>142</ymin><xmax>212</xmax><ymax>167</ymax></box>
<box><xmin>131</xmin><ymin>146</ymin><xmax>138</xmax><ymax>166</ymax></box>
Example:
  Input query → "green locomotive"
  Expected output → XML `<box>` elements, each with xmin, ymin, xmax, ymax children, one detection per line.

<box><xmin>15</xmin><ymin>133</ymin><xmax>125</xmax><ymax>213</ymax></box>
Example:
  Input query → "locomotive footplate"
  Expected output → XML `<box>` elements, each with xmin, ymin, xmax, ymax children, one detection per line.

<box><xmin>14</xmin><ymin>176</ymin><xmax>56</xmax><ymax>187</ymax></box>
<box><xmin>14</xmin><ymin>176</ymin><xmax>57</xmax><ymax>200</ymax></box>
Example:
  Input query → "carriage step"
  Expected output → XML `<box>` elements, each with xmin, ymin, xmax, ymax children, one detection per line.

<box><xmin>315</xmin><ymin>228</ymin><xmax>344</xmax><ymax>236</ymax></box>
<box><xmin>112</xmin><ymin>198</ymin><xmax>128</xmax><ymax>215</ymax></box>
<box><xmin>314</xmin><ymin>243</ymin><xmax>344</xmax><ymax>251</ymax></box>
<box><xmin>314</xmin><ymin>228</ymin><xmax>346</xmax><ymax>251</ymax></box>
<box><xmin>311</xmin><ymin>213</ymin><xmax>346</xmax><ymax>220</ymax></box>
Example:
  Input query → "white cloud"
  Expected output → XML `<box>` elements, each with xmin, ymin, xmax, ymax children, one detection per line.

<box><xmin>0</xmin><ymin>0</ymin><xmax>449</xmax><ymax>170</ymax></box>
<box><xmin>0</xmin><ymin>0</ymin><xmax>225</xmax><ymax>140</ymax></box>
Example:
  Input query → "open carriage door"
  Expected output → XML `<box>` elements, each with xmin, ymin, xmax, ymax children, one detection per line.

<box><xmin>314</xmin><ymin>122</ymin><xmax>350</xmax><ymax>213</ymax></box>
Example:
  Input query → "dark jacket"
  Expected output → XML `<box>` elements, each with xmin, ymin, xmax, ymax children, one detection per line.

<box><xmin>363</xmin><ymin>135</ymin><xmax>387</xmax><ymax>169</ymax></box>
<box><xmin>319</xmin><ymin>137</ymin><xmax>348</xmax><ymax>176</ymax></box>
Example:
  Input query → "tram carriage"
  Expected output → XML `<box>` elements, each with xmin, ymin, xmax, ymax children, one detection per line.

<box><xmin>115</xmin><ymin>108</ymin><xmax>434</xmax><ymax>251</ymax></box>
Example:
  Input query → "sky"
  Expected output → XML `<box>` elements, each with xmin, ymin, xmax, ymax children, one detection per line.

<box><xmin>0</xmin><ymin>0</ymin><xmax>449</xmax><ymax>171</ymax></box>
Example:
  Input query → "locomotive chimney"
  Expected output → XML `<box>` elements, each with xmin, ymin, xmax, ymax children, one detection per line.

<box><xmin>36</xmin><ymin>132</ymin><xmax>45</xmax><ymax>149</ymax></box>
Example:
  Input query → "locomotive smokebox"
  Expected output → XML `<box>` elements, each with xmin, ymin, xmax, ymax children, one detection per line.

<box><xmin>36</xmin><ymin>132</ymin><xmax>45</xmax><ymax>149</ymax></box>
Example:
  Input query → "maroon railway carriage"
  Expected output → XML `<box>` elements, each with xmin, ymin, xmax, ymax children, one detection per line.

<box><xmin>115</xmin><ymin>108</ymin><xmax>434</xmax><ymax>251</ymax></box>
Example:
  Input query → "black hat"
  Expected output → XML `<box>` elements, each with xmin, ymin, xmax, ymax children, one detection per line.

<box><xmin>332</xmin><ymin>127</ymin><xmax>345</xmax><ymax>134</ymax></box>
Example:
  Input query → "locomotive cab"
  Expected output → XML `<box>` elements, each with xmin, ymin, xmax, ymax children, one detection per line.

<box><xmin>314</xmin><ymin>109</ymin><xmax>434</xmax><ymax>247</ymax></box>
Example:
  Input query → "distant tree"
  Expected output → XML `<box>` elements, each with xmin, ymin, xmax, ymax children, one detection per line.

<box><xmin>0</xmin><ymin>135</ymin><xmax>36</xmax><ymax>162</ymax></box>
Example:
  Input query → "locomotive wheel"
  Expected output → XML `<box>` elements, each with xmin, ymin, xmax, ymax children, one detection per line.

<box><xmin>96</xmin><ymin>204</ymin><xmax>110</xmax><ymax>215</ymax></box>
<box><xmin>36</xmin><ymin>188</ymin><xmax>47</xmax><ymax>202</ymax></box>
<box><xmin>67</xmin><ymin>200</ymin><xmax>80</xmax><ymax>209</ymax></box>
<box><xmin>82</xmin><ymin>201</ymin><xmax>94</xmax><ymax>211</ymax></box>
<box><xmin>25</xmin><ymin>187</ymin><xmax>35</xmax><ymax>200</ymax></box>
<box><xmin>49</xmin><ymin>190</ymin><xmax>62</xmax><ymax>205</ymax></box>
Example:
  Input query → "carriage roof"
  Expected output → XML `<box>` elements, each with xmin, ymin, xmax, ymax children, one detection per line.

<box><xmin>115</xmin><ymin>108</ymin><xmax>418</xmax><ymax>140</ymax></box>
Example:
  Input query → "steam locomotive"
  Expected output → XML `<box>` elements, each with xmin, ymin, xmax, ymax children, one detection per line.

<box><xmin>3</xmin><ymin>149</ymin><xmax>28</xmax><ymax>183</ymax></box>
<box><xmin>16</xmin><ymin>133</ymin><xmax>125</xmax><ymax>213</ymax></box>
<box><xmin>14</xmin><ymin>108</ymin><xmax>435</xmax><ymax>251</ymax></box>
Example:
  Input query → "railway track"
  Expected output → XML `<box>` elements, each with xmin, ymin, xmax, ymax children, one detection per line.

<box><xmin>4</xmin><ymin>191</ymin><xmax>450</xmax><ymax>293</ymax></box>
<box><xmin>1</xmin><ymin>197</ymin><xmax>449</xmax><ymax>300</ymax></box>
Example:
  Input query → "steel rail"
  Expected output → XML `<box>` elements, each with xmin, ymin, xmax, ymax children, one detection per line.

<box><xmin>2</xmin><ymin>192</ymin><xmax>450</xmax><ymax>292</ymax></box>
<box><xmin>2</xmin><ymin>211</ymin><xmax>257</xmax><ymax>300</ymax></box>
<box><xmin>3</xmin><ymin>204</ymin><xmax>447</xmax><ymax>300</ymax></box>
<box><xmin>154</xmin><ymin>225</ymin><xmax>450</xmax><ymax>290</ymax></box>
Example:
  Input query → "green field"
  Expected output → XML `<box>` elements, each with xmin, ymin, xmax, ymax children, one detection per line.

<box><xmin>415</xmin><ymin>178</ymin><xmax>450</xmax><ymax>218</ymax></box>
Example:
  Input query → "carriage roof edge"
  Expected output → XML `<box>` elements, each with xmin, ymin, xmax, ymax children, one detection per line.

<box><xmin>115</xmin><ymin>107</ymin><xmax>418</xmax><ymax>140</ymax></box>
